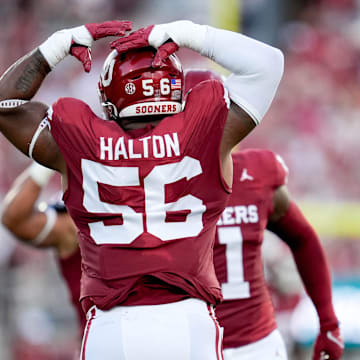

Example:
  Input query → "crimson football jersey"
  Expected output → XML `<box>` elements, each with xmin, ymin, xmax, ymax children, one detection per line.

<box><xmin>57</xmin><ymin>250</ymin><xmax>86</xmax><ymax>330</ymax></box>
<box><xmin>48</xmin><ymin>80</ymin><xmax>230</xmax><ymax>311</ymax></box>
<box><xmin>214</xmin><ymin>149</ymin><xmax>288</xmax><ymax>348</ymax></box>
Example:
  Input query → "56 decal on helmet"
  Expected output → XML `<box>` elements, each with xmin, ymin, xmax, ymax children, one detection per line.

<box><xmin>98</xmin><ymin>47</ymin><xmax>183</xmax><ymax>120</ymax></box>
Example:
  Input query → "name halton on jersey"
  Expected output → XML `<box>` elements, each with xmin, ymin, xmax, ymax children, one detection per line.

<box><xmin>217</xmin><ymin>205</ymin><xmax>259</xmax><ymax>226</ymax></box>
<box><xmin>100</xmin><ymin>132</ymin><xmax>180</xmax><ymax>160</ymax></box>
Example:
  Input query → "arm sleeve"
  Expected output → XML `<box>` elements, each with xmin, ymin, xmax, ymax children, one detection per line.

<box><xmin>150</xmin><ymin>21</ymin><xmax>284</xmax><ymax>124</ymax></box>
<box><xmin>202</xmin><ymin>26</ymin><xmax>284</xmax><ymax>124</ymax></box>
<box><xmin>267</xmin><ymin>201</ymin><xmax>339</xmax><ymax>332</ymax></box>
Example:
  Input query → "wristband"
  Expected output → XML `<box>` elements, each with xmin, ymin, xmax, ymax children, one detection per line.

<box><xmin>149</xmin><ymin>21</ymin><xmax>207</xmax><ymax>52</ymax></box>
<box><xmin>27</xmin><ymin>161</ymin><xmax>54</xmax><ymax>187</ymax></box>
<box><xmin>0</xmin><ymin>99</ymin><xmax>28</xmax><ymax>108</ymax></box>
<box><xmin>39</xmin><ymin>26</ymin><xmax>92</xmax><ymax>69</ymax></box>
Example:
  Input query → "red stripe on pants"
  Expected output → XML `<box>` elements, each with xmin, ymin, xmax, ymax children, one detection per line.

<box><xmin>207</xmin><ymin>304</ymin><xmax>224</xmax><ymax>360</ymax></box>
<box><xmin>81</xmin><ymin>308</ymin><xmax>96</xmax><ymax>360</ymax></box>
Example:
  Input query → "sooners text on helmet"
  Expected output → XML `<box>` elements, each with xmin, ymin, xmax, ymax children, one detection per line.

<box><xmin>136</xmin><ymin>104</ymin><xmax>178</xmax><ymax>115</ymax></box>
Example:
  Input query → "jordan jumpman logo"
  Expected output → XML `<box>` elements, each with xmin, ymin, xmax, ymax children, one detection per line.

<box><xmin>240</xmin><ymin>168</ymin><xmax>254</xmax><ymax>182</ymax></box>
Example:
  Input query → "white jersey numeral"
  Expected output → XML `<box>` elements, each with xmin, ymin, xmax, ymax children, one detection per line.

<box><xmin>217</xmin><ymin>226</ymin><xmax>250</xmax><ymax>299</ymax></box>
<box><xmin>142</xmin><ymin>78</ymin><xmax>172</xmax><ymax>96</ymax></box>
<box><xmin>142</xmin><ymin>79</ymin><xmax>154</xmax><ymax>96</ymax></box>
<box><xmin>81</xmin><ymin>157</ymin><xmax>205</xmax><ymax>245</ymax></box>
<box><xmin>145</xmin><ymin>156</ymin><xmax>205</xmax><ymax>240</ymax></box>
<box><xmin>160</xmin><ymin>78</ymin><xmax>170</xmax><ymax>95</ymax></box>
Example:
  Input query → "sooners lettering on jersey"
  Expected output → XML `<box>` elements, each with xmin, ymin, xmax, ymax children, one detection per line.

<box><xmin>214</xmin><ymin>149</ymin><xmax>288</xmax><ymax>348</ymax></box>
<box><xmin>48</xmin><ymin>80</ymin><xmax>230</xmax><ymax>311</ymax></box>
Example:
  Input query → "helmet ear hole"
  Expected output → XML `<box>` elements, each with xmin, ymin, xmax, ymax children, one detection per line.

<box><xmin>98</xmin><ymin>48</ymin><xmax>184</xmax><ymax>120</ymax></box>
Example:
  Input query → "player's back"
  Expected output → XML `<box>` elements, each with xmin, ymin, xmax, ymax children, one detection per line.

<box><xmin>214</xmin><ymin>148</ymin><xmax>288</xmax><ymax>348</ymax></box>
<box><xmin>49</xmin><ymin>79</ymin><xmax>230</xmax><ymax>312</ymax></box>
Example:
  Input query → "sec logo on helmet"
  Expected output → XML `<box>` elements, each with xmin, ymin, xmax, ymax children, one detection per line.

<box><xmin>125</xmin><ymin>83</ymin><xmax>136</xmax><ymax>95</ymax></box>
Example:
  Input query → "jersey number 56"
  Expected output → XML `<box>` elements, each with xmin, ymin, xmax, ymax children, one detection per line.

<box><xmin>81</xmin><ymin>156</ymin><xmax>205</xmax><ymax>245</ymax></box>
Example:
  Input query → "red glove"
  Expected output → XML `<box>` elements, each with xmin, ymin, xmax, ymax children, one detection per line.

<box><xmin>86</xmin><ymin>21</ymin><xmax>133</xmax><ymax>41</ymax></box>
<box><xmin>111</xmin><ymin>25</ymin><xmax>154</xmax><ymax>52</ymax></box>
<box><xmin>152</xmin><ymin>41</ymin><xmax>179</xmax><ymax>67</ymax></box>
<box><xmin>313</xmin><ymin>328</ymin><xmax>344</xmax><ymax>360</ymax></box>
<box><xmin>70</xmin><ymin>20</ymin><xmax>132</xmax><ymax>72</ymax></box>
<box><xmin>111</xmin><ymin>25</ymin><xmax>179</xmax><ymax>67</ymax></box>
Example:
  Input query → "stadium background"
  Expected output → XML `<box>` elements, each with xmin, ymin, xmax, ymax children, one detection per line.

<box><xmin>0</xmin><ymin>0</ymin><xmax>359</xmax><ymax>358</ymax></box>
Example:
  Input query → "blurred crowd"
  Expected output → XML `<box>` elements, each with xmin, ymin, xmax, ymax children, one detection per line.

<box><xmin>0</xmin><ymin>0</ymin><xmax>360</xmax><ymax>359</ymax></box>
<box><xmin>242</xmin><ymin>0</ymin><xmax>360</xmax><ymax>201</ymax></box>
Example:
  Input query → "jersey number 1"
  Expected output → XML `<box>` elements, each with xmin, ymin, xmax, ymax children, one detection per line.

<box><xmin>217</xmin><ymin>226</ymin><xmax>250</xmax><ymax>299</ymax></box>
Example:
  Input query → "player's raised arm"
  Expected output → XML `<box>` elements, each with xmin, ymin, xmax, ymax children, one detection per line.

<box><xmin>112</xmin><ymin>21</ymin><xmax>284</xmax><ymax>185</ymax></box>
<box><xmin>112</xmin><ymin>21</ymin><xmax>283</xmax><ymax>141</ymax></box>
<box><xmin>1</xmin><ymin>161</ymin><xmax>78</xmax><ymax>258</ymax></box>
<box><xmin>0</xmin><ymin>49</ymin><xmax>55</xmax><ymax>166</ymax></box>
<box><xmin>267</xmin><ymin>186</ymin><xmax>344</xmax><ymax>360</ymax></box>
<box><xmin>0</xmin><ymin>21</ymin><xmax>132</xmax><ymax>171</ymax></box>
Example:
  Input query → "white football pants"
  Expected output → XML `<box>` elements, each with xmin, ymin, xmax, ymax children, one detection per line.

<box><xmin>223</xmin><ymin>329</ymin><xmax>288</xmax><ymax>360</ymax></box>
<box><xmin>80</xmin><ymin>298</ymin><xmax>223</xmax><ymax>360</ymax></box>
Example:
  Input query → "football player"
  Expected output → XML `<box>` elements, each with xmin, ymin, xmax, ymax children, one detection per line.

<box><xmin>186</xmin><ymin>70</ymin><xmax>344</xmax><ymax>360</ymax></box>
<box><xmin>0</xmin><ymin>20</ymin><xmax>283</xmax><ymax>359</ymax></box>
<box><xmin>215</xmin><ymin>150</ymin><xmax>344</xmax><ymax>360</ymax></box>
<box><xmin>1</xmin><ymin>161</ymin><xmax>84</xmax><ymax>332</ymax></box>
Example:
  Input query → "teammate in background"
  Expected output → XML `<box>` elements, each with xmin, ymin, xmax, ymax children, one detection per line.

<box><xmin>186</xmin><ymin>70</ymin><xmax>344</xmax><ymax>360</ymax></box>
<box><xmin>0</xmin><ymin>20</ymin><xmax>283</xmax><ymax>359</ymax></box>
<box><xmin>1</xmin><ymin>161</ymin><xmax>84</xmax><ymax>331</ymax></box>
<box><xmin>214</xmin><ymin>150</ymin><xmax>344</xmax><ymax>360</ymax></box>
